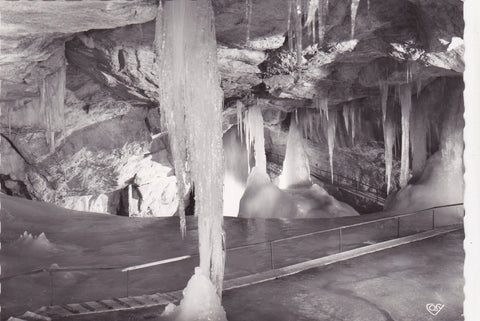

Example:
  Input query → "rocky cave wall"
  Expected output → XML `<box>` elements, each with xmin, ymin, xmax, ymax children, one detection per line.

<box><xmin>0</xmin><ymin>0</ymin><xmax>464</xmax><ymax>216</ymax></box>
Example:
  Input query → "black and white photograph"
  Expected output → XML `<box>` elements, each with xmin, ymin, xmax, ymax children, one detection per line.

<box><xmin>0</xmin><ymin>0</ymin><xmax>479</xmax><ymax>320</ymax></box>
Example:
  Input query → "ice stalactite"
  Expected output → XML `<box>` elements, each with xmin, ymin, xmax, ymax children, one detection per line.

<box><xmin>295</xmin><ymin>0</ymin><xmax>303</xmax><ymax>66</ymax></box>
<box><xmin>416</xmin><ymin>78</ymin><xmax>422</xmax><ymax>98</ymax></box>
<box><xmin>379</xmin><ymin>81</ymin><xmax>388</xmax><ymax>122</ymax></box>
<box><xmin>398</xmin><ymin>83</ymin><xmax>412</xmax><ymax>188</ymax></box>
<box><xmin>236</xmin><ymin>100</ymin><xmax>244</xmax><ymax>142</ymax></box>
<box><xmin>41</xmin><ymin>63</ymin><xmax>66</xmax><ymax>153</ymax></box>
<box><xmin>279</xmin><ymin>116</ymin><xmax>311</xmax><ymax>189</ymax></box>
<box><xmin>342</xmin><ymin>104</ymin><xmax>356</xmax><ymax>145</ymax></box>
<box><xmin>156</xmin><ymin>0</ymin><xmax>225</xmax><ymax>296</ymax></box>
<box><xmin>382</xmin><ymin>98</ymin><xmax>397</xmax><ymax>195</ymax></box>
<box><xmin>410</xmin><ymin>103</ymin><xmax>428</xmax><ymax>180</ymax></box>
<box><xmin>156</xmin><ymin>0</ymin><xmax>188</xmax><ymax>238</ymax></box>
<box><xmin>351</xmin><ymin>0</ymin><xmax>361</xmax><ymax>39</ymax></box>
<box><xmin>326</xmin><ymin>110</ymin><xmax>337</xmax><ymax>183</ymax></box>
<box><xmin>243</xmin><ymin>105</ymin><xmax>267</xmax><ymax>174</ymax></box>
<box><xmin>245</xmin><ymin>0</ymin><xmax>253</xmax><ymax>44</ymax></box>
<box><xmin>314</xmin><ymin>95</ymin><xmax>329</xmax><ymax>120</ymax></box>
<box><xmin>342</xmin><ymin>105</ymin><xmax>350</xmax><ymax>133</ymax></box>
<box><xmin>305</xmin><ymin>0</ymin><xmax>328</xmax><ymax>45</ymax></box>
<box><xmin>287</xmin><ymin>0</ymin><xmax>294</xmax><ymax>51</ymax></box>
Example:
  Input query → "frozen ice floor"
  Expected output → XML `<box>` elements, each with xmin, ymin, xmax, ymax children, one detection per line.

<box><xmin>51</xmin><ymin>230</ymin><xmax>464</xmax><ymax>321</ymax></box>
<box><xmin>0</xmin><ymin>194</ymin><xmax>462</xmax><ymax>320</ymax></box>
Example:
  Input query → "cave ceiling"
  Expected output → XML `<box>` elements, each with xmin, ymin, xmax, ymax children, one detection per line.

<box><xmin>0</xmin><ymin>0</ymin><xmax>464</xmax><ymax>114</ymax></box>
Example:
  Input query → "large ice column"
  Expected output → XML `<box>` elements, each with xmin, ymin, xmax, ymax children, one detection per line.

<box><xmin>351</xmin><ymin>0</ymin><xmax>361</xmax><ymax>38</ymax></box>
<box><xmin>156</xmin><ymin>0</ymin><xmax>189</xmax><ymax>237</ymax></box>
<box><xmin>398</xmin><ymin>83</ymin><xmax>412</xmax><ymax>188</ymax></box>
<box><xmin>326</xmin><ymin>110</ymin><xmax>337</xmax><ymax>182</ymax></box>
<box><xmin>382</xmin><ymin>99</ymin><xmax>397</xmax><ymax>195</ymax></box>
<box><xmin>278</xmin><ymin>116</ymin><xmax>312</xmax><ymax>189</ymax></box>
<box><xmin>243</xmin><ymin>105</ymin><xmax>267</xmax><ymax>174</ymax></box>
<box><xmin>156</xmin><ymin>0</ymin><xmax>225</xmax><ymax>296</ymax></box>
<box><xmin>41</xmin><ymin>61</ymin><xmax>66</xmax><ymax>152</ymax></box>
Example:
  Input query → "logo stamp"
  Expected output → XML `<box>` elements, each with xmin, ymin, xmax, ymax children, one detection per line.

<box><xmin>426</xmin><ymin>303</ymin><xmax>445</xmax><ymax>316</ymax></box>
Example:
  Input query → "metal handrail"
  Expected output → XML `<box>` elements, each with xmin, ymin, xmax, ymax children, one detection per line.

<box><xmin>3</xmin><ymin>202</ymin><xmax>463</xmax><ymax>308</ymax></box>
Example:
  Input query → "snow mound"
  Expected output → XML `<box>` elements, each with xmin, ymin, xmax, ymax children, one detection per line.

<box><xmin>10</xmin><ymin>231</ymin><xmax>57</xmax><ymax>253</ymax></box>
<box><xmin>162</xmin><ymin>267</ymin><xmax>227</xmax><ymax>321</ymax></box>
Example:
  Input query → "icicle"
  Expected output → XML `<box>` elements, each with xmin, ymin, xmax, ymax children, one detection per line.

<box><xmin>351</xmin><ymin>0</ymin><xmax>361</xmax><ymax>39</ymax></box>
<box><xmin>314</xmin><ymin>95</ymin><xmax>329</xmax><ymax>120</ymax></box>
<box><xmin>416</xmin><ymin>78</ymin><xmax>422</xmax><ymax>98</ymax></box>
<box><xmin>245</xmin><ymin>0</ymin><xmax>253</xmax><ymax>44</ymax></box>
<box><xmin>287</xmin><ymin>0</ymin><xmax>294</xmax><ymax>52</ymax></box>
<box><xmin>236</xmin><ymin>101</ymin><xmax>244</xmax><ymax>142</ymax></box>
<box><xmin>41</xmin><ymin>63</ymin><xmax>66</xmax><ymax>153</ymax></box>
<box><xmin>343</xmin><ymin>104</ymin><xmax>350</xmax><ymax>133</ymax></box>
<box><xmin>384</xmin><ymin>115</ymin><xmax>395</xmax><ymax>195</ymax></box>
<box><xmin>379</xmin><ymin>81</ymin><xmax>388</xmax><ymax>122</ymax></box>
<box><xmin>398</xmin><ymin>83</ymin><xmax>412</xmax><ymax>188</ymax></box>
<box><xmin>295</xmin><ymin>0</ymin><xmax>303</xmax><ymax>66</ymax></box>
<box><xmin>350</xmin><ymin>106</ymin><xmax>356</xmax><ymax>144</ymax></box>
<box><xmin>243</xmin><ymin>105</ymin><xmax>267</xmax><ymax>174</ymax></box>
<box><xmin>278</xmin><ymin>116</ymin><xmax>311</xmax><ymax>189</ymax></box>
<box><xmin>327</xmin><ymin>110</ymin><xmax>337</xmax><ymax>183</ymax></box>
<box><xmin>157</xmin><ymin>0</ymin><xmax>226</xmax><ymax>296</ymax></box>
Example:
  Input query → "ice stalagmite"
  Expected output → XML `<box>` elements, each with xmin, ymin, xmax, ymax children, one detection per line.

<box><xmin>327</xmin><ymin>110</ymin><xmax>337</xmax><ymax>183</ymax></box>
<box><xmin>156</xmin><ymin>0</ymin><xmax>225</xmax><ymax>296</ymax></box>
<box><xmin>351</xmin><ymin>0</ymin><xmax>361</xmax><ymax>38</ymax></box>
<box><xmin>398</xmin><ymin>83</ymin><xmax>412</xmax><ymax>187</ymax></box>
<box><xmin>243</xmin><ymin>105</ymin><xmax>267</xmax><ymax>174</ymax></box>
<box><xmin>279</xmin><ymin>116</ymin><xmax>311</xmax><ymax>189</ymax></box>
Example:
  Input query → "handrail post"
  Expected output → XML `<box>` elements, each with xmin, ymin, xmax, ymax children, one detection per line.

<box><xmin>432</xmin><ymin>208</ymin><xmax>435</xmax><ymax>230</ymax></box>
<box><xmin>49</xmin><ymin>270</ymin><xmax>54</xmax><ymax>306</ymax></box>
<box><xmin>339</xmin><ymin>228</ymin><xmax>343</xmax><ymax>252</ymax></box>
<box><xmin>396</xmin><ymin>217</ymin><xmax>400</xmax><ymax>238</ymax></box>
<box><xmin>126</xmin><ymin>270</ymin><xmax>129</xmax><ymax>297</ymax></box>
<box><xmin>270</xmin><ymin>242</ymin><xmax>274</xmax><ymax>270</ymax></box>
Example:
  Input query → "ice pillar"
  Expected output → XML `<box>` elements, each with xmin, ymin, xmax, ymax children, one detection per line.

<box><xmin>278</xmin><ymin>116</ymin><xmax>311</xmax><ymax>189</ymax></box>
<box><xmin>398</xmin><ymin>83</ymin><xmax>412</xmax><ymax>188</ymax></box>
<box><xmin>243</xmin><ymin>105</ymin><xmax>267</xmax><ymax>174</ymax></box>
<box><xmin>156</xmin><ymin>0</ymin><xmax>225</xmax><ymax>296</ymax></box>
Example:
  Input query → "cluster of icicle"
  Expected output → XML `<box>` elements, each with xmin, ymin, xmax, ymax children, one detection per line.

<box><xmin>284</xmin><ymin>0</ymin><xmax>366</xmax><ymax>62</ymax></box>
<box><xmin>156</xmin><ymin>0</ymin><xmax>225</xmax><ymax>294</ymax></box>
<box><xmin>286</xmin><ymin>0</ymin><xmax>330</xmax><ymax>65</ymax></box>
<box><xmin>237</xmin><ymin>102</ymin><xmax>267</xmax><ymax>174</ymax></box>
<box><xmin>379</xmin><ymin>60</ymin><xmax>430</xmax><ymax>194</ymax></box>
<box><xmin>41</xmin><ymin>64</ymin><xmax>66</xmax><ymax>152</ymax></box>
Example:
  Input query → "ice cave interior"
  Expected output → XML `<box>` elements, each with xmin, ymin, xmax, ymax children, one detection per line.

<box><xmin>0</xmin><ymin>0</ymin><xmax>469</xmax><ymax>320</ymax></box>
